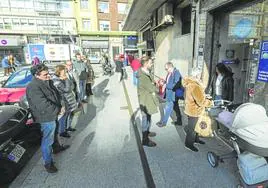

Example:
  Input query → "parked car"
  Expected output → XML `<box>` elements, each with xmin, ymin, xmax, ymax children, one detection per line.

<box><xmin>0</xmin><ymin>105</ymin><xmax>41</xmax><ymax>186</ymax></box>
<box><xmin>0</xmin><ymin>66</ymin><xmax>54</xmax><ymax>106</ymax></box>
<box><xmin>0</xmin><ymin>67</ymin><xmax>32</xmax><ymax>105</ymax></box>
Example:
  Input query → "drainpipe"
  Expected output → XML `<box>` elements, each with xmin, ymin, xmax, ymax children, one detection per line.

<box><xmin>192</xmin><ymin>3</ymin><xmax>197</xmax><ymax>67</ymax></box>
<box><xmin>207</xmin><ymin>14</ymin><xmax>216</xmax><ymax>90</ymax></box>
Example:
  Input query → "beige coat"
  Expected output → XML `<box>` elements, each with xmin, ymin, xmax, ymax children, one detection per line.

<box><xmin>182</xmin><ymin>77</ymin><xmax>212</xmax><ymax>117</ymax></box>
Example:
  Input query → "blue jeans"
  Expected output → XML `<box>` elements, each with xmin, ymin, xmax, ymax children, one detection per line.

<box><xmin>40</xmin><ymin>121</ymin><xmax>56</xmax><ymax>165</ymax></box>
<box><xmin>141</xmin><ymin>110</ymin><xmax>151</xmax><ymax>132</ymax></box>
<box><xmin>161</xmin><ymin>101</ymin><xmax>174</xmax><ymax>125</ymax></box>
<box><xmin>133</xmin><ymin>71</ymin><xmax>138</xmax><ymax>86</ymax></box>
<box><xmin>79</xmin><ymin>80</ymin><xmax>87</xmax><ymax>101</ymax></box>
<box><xmin>215</xmin><ymin>95</ymin><xmax>222</xmax><ymax>106</ymax></box>
<box><xmin>58</xmin><ymin>112</ymin><xmax>73</xmax><ymax>134</ymax></box>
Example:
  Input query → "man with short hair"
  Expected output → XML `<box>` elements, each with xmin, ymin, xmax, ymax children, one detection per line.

<box><xmin>157</xmin><ymin>62</ymin><xmax>182</xmax><ymax>127</ymax></box>
<box><xmin>72</xmin><ymin>53</ymin><xmax>88</xmax><ymax>103</ymax></box>
<box><xmin>137</xmin><ymin>56</ymin><xmax>159</xmax><ymax>147</ymax></box>
<box><xmin>26</xmin><ymin>64</ymin><xmax>62</xmax><ymax>173</ymax></box>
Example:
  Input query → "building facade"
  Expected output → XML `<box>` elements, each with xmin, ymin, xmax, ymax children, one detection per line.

<box><xmin>124</xmin><ymin>0</ymin><xmax>268</xmax><ymax>111</ymax></box>
<box><xmin>74</xmin><ymin>0</ymin><xmax>137</xmax><ymax>62</ymax></box>
<box><xmin>0</xmin><ymin>0</ymin><xmax>77</xmax><ymax>63</ymax></box>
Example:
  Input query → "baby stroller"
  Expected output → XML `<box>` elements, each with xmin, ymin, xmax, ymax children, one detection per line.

<box><xmin>207</xmin><ymin>101</ymin><xmax>268</xmax><ymax>188</ymax></box>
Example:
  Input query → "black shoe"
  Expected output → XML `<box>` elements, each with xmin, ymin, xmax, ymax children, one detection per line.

<box><xmin>171</xmin><ymin>121</ymin><xmax>182</xmax><ymax>126</ymax></box>
<box><xmin>82</xmin><ymin>100</ymin><xmax>88</xmax><ymax>103</ymax></box>
<box><xmin>60</xmin><ymin>132</ymin><xmax>71</xmax><ymax>138</ymax></box>
<box><xmin>66</xmin><ymin>127</ymin><xmax>76</xmax><ymax>132</ymax></box>
<box><xmin>156</xmin><ymin>122</ymin><xmax>166</xmax><ymax>127</ymax></box>
<box><xmin>184</xmin><ymin>144</ymin><xmax>198</xmax><ymax>152</ymax></box>
<box><xmin>53</xmin><ymin>145</ymin><xmax>70</xmax><ymax>154</ymax></box>
<box><xmin>142</xmin><ymin>139</ymin><xmax>157</xmax><ymax>147</ymax></box>
<box><xmin>148</xmin><ymin>131</ymin><xmax>156</xmax><ymax>137</ymax></box>
<box><xmin>44</xmin><ymin>162</ymin><xmax>58</xmax><ymax>173</ymax></box>
<box><xmin>195</xmin><ymin>140</ymin><xmax>205</xmax><ymax>145</ymax></box>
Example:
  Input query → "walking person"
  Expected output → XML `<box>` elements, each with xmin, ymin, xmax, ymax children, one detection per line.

<box><xmin>52</xmin><ymin>64</ymin><xmax>78</xmax><ymax>138</ymax></box>
<box><xmin>26</xmin><ymin>64</ymin><xmax>63</xmax><ymax>173</ymax></box>
<box><xmin>182</xmin><ymin>68</ymin><xmax>213</xmax><ymax>152</ymax></box>
<box><xmin>156</xmin><ymin>62</ymin><xmax>182</xmax><ymax>127</ymax></box>
<box><xmin>73</xmin><ymin>53</ymin><xmax>88</xmax><ymax>103</ymax></box>
<box><xmin>137</xmin><ymin>56</ymin><xmax>159</xmax><ymax>147</ymax></box>
<box><xmin>1</xmin><ymin>55</ymin><xmax>9</xmax><ymax>76</ymax></box>
<box><xmin>130</xmin><ymin>55</ymin><xmax>141</xmax><ymax>86</ymax></box>
<box><xmin>115</xmin><ymin>54</ymin><xmax>123</xmax><ymax>82</ymax></box>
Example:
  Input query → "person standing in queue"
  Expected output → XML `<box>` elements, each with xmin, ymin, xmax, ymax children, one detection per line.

<box><xmin>137</xmin><ymin>56</ymin><xmax>159</xmax><ymax>147</ymax></box>
<box><xmin>182</xmin><ymin>67</ymin><xmax>213</xmax><ymax>152</ymax></box>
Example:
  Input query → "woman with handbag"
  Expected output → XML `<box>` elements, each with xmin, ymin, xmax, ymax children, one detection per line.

<box><xmin>182</xmin><ymin>68</ymin><xmax>213</xmax><ymax>152</ymax></box>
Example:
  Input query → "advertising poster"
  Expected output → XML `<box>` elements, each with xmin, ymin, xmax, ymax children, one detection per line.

<box><xmin>44</xmin><ymin>44</ymin><xmax>70</xmax><ymax>61</ymax></box>
<box><xmin>28</xmin><ymin>44</ymin><xmax>45</xmax><ymax>61</ymax></box>
<box><xmin>257</xmin><ymin>41</ymin><xmax>268</xmax><ymax>82</ymax></box>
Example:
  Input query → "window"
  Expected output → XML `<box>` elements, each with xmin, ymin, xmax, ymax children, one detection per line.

<box><xmin>118</xmin><ymin>21</ymin><xmax>123</xmax><ymax>31</ymax></box>
<box><xmin>4</xmin><ymin>18</ymin><xmax>12</xmax><ymax>29</ymax></box>
<box><xmin>99</xmin><ymin>20</ymin><xmax>110</xmax><ymax>31</ymax></box>
<box><xmin>98</xmin><ymin>1</ymin><xmax>109</xmax><ymax>13</ymax></box>
<box><xmin>181</xmin><ymin>5</ymin><xmax>191</xmax><ymax>35</ymax></box>
<box><xmin>117</xmin><ymin>3</ymin><xmax>127</xmax><ymax>14</ymax></box>
<box><xmin>82</xmin><ymin>19</ymin><xmax>91</xmax><ymax>30</ymax></box>
<box><xmin>80</xmin><ymin>0</ymin><xmax>88</xmax><ymax>9</ymax></box>
<box><xmin>0</xmin><ymin>19</ymin><xmax>4</xmax><ymax>29</ymax></box>
<box><xmin>28</xmin><ymin>19</ymin><xmax>35</xmax><ymax>26</ymax></box>
<box><xmin>20</xmin><ymin>19</ymin><xmax>28</xmax><ymax>26</ymax></box>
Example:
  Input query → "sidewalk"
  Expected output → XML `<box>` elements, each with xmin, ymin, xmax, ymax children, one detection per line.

<box><xmin>123</xmin><ymin>67</ymin><xmax>239</xmax><ymax>188</ymax></box>
<box><xmin>10</xmin><ymin>72</ymin><xmax>146</xmax><ymax>188</ymax></box>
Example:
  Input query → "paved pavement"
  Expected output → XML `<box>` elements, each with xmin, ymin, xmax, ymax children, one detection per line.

<box><xmin>10</xmin><ymin>66</ymin><xmax>240</xmax><ymax>188</ymax></box>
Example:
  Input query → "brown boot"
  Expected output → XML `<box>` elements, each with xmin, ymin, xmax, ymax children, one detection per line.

<box><xmin>142</xmin><ymin>131</ymin><xmax>156</xmax><ymax>147</ymax></box>
<box><xmin>44</xmin><ymin>162</ymin><xmax>58</xmax><ymax>173</ymax></box>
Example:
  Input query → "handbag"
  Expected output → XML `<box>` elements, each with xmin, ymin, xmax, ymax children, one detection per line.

<box><xmin>172</xmin><ymin>77</ymin><xmax>184</xmax><ymax>99</ymax></box>
<box><xmin>194</xmin><ymin>110</ymin><xmax>214</xmax><ymax>137</ymax></box>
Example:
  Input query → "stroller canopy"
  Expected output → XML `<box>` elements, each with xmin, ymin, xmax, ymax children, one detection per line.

<box><xmin>231</xmin><ymin>103</ymin><xmax>268</xmax><ymax>148</ymax></box>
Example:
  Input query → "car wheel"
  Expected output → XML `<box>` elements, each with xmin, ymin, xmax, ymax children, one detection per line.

<box><xmin>0</xmin><ymin>159</ymin><xmax>18</xmax><ymax>185</ymax></box>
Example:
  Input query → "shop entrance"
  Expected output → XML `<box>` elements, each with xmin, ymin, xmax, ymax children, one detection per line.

<box><xmin>216</xmin><ymin>1</ymin><xmax>265</xmax><ymax>103</ymax></box>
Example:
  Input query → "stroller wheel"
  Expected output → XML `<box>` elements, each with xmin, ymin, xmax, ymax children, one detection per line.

<box><xmin>207</xmin><ymin>152</ymin><xmax>219</xmax><ymax>168</ymax></box>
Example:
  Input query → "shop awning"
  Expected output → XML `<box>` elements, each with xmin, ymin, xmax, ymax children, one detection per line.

<box><xmin>123</xmin><ymin>0</ymin><xmax>167</xmax><ymax>31</ymax></box>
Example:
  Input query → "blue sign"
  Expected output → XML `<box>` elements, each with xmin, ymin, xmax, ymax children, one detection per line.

<box><xmin>28</xmin><ymin>44</ymin><xmax>45</xmax><ymax>61</ymax></box>
<box><xmin>233</xmin><ymin>18</ymin><xmax>253</xmax><ymax>39</ymax></box>
<box><xmin>257</xmin><ymin>41</ymin><xmax>268</xmax><ymax>82</ymax></box>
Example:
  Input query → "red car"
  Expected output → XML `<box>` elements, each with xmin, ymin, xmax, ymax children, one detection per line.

<box><xmin>0</xmin><ymin>68</ymin><xmax>32</xmax><ymax>105</ymax></box>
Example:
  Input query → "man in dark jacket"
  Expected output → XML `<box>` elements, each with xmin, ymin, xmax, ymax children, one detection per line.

<box><xmin>26</xmin><ymin>64</ymin><xmax>64</xmax><ymax>173</ymax></box>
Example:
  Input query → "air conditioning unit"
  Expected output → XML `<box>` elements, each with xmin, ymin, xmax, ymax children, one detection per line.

<box><xmin>158</xmin><ymin>2</ymin><xmax>174</xmax><ymax>25</ymax></box>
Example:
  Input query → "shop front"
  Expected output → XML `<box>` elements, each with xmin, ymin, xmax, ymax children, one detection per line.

<box><xmin>0</xmin><ymin>36</ymin><xmax>26</xmax><ymax>64</ymax></box>
<box><xmin>209</xmin><ymin>0</ymin><xmax>268</xmax><ymax>106</ymax></box>
<box><xmin>81</xmin><ymin>36</ymin><xmax>109</xmax><ymax>64</ymax></box>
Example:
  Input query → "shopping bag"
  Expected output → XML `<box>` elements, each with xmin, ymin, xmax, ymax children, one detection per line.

<box><xmin>194</xmin><ymin>110</ymin><xmax>214</xmax><ymax>137</ymax></box>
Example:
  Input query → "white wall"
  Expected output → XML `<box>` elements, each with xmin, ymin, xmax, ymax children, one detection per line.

<box><xmin>153</xmin><ymin>7</ymin><xmax>192</xmax><ymax>79</ymax></box>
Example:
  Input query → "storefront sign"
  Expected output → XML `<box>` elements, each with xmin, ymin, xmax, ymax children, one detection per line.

<box><xmin>0</xmin><ymin>38</ymin><xmax>19</xmax><ymax>46</ymax></box>
<box><xmin>257</xmin><ymin>41</ymin><xmax>268</xmax><ymax>82</ymax></box>
<box><xmin>28</xmin><ymin>44</ymin><xmax>45</xmax><ymax>61</ymax></box>
<box><xmin>44</xmin><ymin>44</ymin><xmax>70</xmax><ymax>61</ymax></box>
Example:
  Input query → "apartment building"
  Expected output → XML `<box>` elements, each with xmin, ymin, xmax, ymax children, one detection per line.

<box><xmin>74</xmin><ymin>0</ymin><xmax>137</xmax><ymax>61</ymax></box>
<box><xmin>0</xmin><ymin>0</ymin><xmax>77</xmax><ymax>63</ymax></box>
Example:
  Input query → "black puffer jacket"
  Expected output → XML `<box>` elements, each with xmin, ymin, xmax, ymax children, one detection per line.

<box><xmin>26</xmin><ymin>78</ymin><xmax>61</xmax><ymax>123</ymax></box>
<box><xmin>52</xmin><ymin>75</ymin><xmax>77</xmax><ymax>112</ymax></box>
<box><xmin>209</xmin><ymin>73</ymin><xmax>234</xmax><ymax>101</ymax></box>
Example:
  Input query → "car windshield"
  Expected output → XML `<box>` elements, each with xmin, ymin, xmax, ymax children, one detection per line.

<box><xmin>4</xmin><ymin>69</ymin><xmax>32</xmax><ymax>88</ymax></box>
